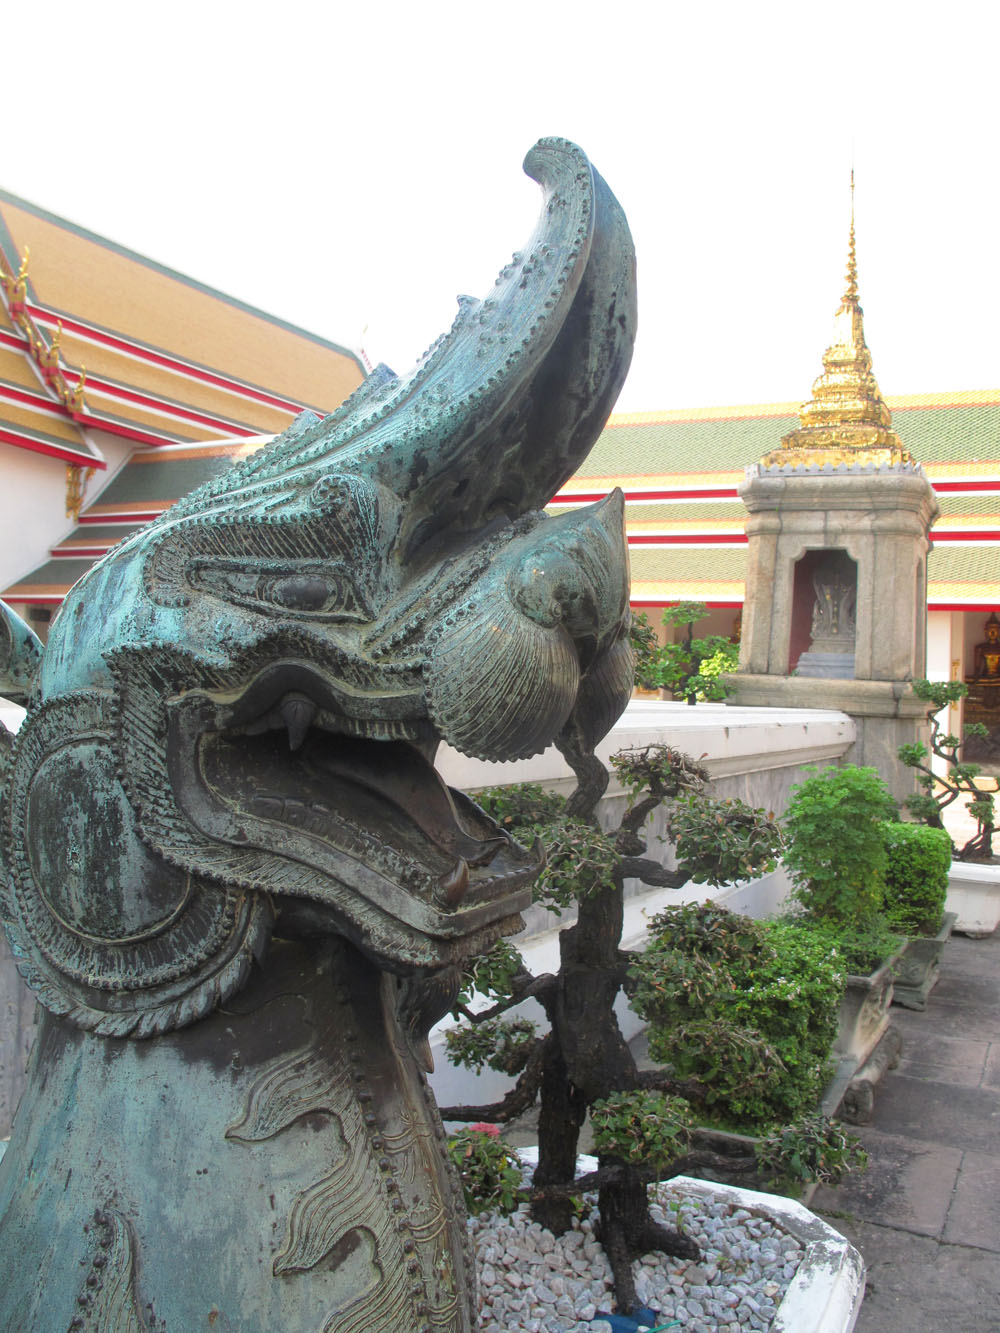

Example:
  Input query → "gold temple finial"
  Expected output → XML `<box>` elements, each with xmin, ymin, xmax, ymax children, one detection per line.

<box><xmin>760</xmin><ymin>176</ymin><xmax>911</xmax><ymax>469</ymax></box>
<box><xmin>844</xmin><ymin>171</ymin><xmax>858</xmax><ymax>304</ymax></box>
<box><xmin>70</xmin><ymin>366</ymin><xmax>87</xmax><ymax>414</ymax></box>
<box><xmin>40</xmin><ymin>320</ymin><xmax>62</xmax><ymax>375</ymax></box>
<box><xmin>1</xmin><ymin>244</ymin><xmax>30</xmax><ymax>311</ymax></box>
<box><xmin>65</xmin><ymin>463</ymin><xmax>94</xmax><ymax>521</ymax></box>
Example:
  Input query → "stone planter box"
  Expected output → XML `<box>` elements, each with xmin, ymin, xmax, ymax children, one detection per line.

<box><xmin>833</xmin><ymin>949</ymin><xmax>901</xmax><ymax>1065</ymax></box>
<box><xmin>826</xmin><ymin>951</ymin><xmax>904</xmax><ymax>1125</ymax></box>
<box><xmin>892</xmin><ymin>912</ymin><xmax>958</xmax><ymax>1011</ymax></box>
<box><xmin>946</xmin><ymin>860</ymin><xmax>1000</xmax><ymax>937</ymax></box>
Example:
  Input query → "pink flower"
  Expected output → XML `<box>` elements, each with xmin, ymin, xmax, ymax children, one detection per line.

<box><xmin>469</xmin><ymin>1122</ymin><xmax>500</xmax><ymax>1137</ymax></box>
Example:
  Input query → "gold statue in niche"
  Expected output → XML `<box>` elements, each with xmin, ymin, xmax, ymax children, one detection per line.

<box><xmin>973</xmin><ymin>613</ymin><xmax>1000</xmax><ymax>681</ymax></box>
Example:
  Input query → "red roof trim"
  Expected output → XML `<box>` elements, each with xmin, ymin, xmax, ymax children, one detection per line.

<box><xmin>552</xmin><ymin>486</ymin><xmax>741</xmax><ymax>504</ymax></box>
<box><xmin>63</xmin><ymin>370</ymin><xmax>256</xmax><ymax>437</ymax></box>
<box><xmin>1</xmin><ymin>593</ymin><xmax>65</xmax><ymax>604</ymax></box>
<box><xmin>628</xmin><ymin>533</ymin><xmax>747</xmax><ymax>546</ymax></box>
<box><xmin>79</xmin><ymin>509</ymin><xmax>164</xmax><ymax>524</ymax></box>
<box><xmin>630</xmin><ymin>599</ymin><xmax>745</xmax><ymax>608</ymax></box>
<box><xmin>0</xmin><ymin>328</ymin><xmax>27</xmax><ymax>354</ymax></box>
<box><xmin>28</xmin><ymin>305</ymin><xmax>309</xmax><ymax>414</ymax></box>
<box><xmin>0</xmin><ymin>425</ymin><xmax>106</xmax><ymax>468</ymax></box>
<box><xmin>932</xmin><ymin>479</ymin><xmax>1000</xmax><ymax>492</ymax></box>
<box><xmin>0</xmin><ymin>381</ymin><xmax>68</xmax><ymax>417</ymax></box>
<box><xmin>73</xmin><ymin>411</ymin><xmax>183</xmax><ymax>449</ymax></box>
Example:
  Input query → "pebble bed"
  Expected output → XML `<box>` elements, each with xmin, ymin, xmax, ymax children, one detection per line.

<box><xmin>471</xmin><ymin>1181</ymin><xmax>804</xmax><ymax>1332</ymax></box>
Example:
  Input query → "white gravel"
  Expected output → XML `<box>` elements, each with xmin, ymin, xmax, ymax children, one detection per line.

<box><xmin>471</xmin><ymin>1180</ymin><xmax>804</xmax><ymax>1332</ymax></box>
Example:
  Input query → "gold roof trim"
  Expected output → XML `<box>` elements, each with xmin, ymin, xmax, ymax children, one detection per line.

<box><xmin>761</xmin><ymin>181</ymin><xmax>912</xmax><ymax>468</ymax></box>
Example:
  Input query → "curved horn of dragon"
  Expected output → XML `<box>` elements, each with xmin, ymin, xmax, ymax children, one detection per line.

<box><xmin>0</xmin><ymin>139</ymin><xmax>637</xmax><ymax>1332</ymax></box>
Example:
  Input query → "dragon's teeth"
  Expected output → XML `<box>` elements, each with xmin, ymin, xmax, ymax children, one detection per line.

<box><xmin>279</xmin><ymin>694</ymin><xmax>318</xmax><ymax>751</ymax></box>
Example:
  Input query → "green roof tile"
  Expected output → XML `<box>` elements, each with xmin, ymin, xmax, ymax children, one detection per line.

<box><xmin>92</xmin><ymin>455</ymin><xmax>237</xmax><ymax>506</ymax></box>
<box><xmin>628</xmin><ymin>546</ymin><xmax>749</xmax><ymax>582</ymax></box>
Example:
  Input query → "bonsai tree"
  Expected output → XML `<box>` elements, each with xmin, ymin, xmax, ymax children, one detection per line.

<box><xmin>629</xmin><ymin>904</ymin><xmax>845</xmax><ymax>1131</ymax></box>
<box><xmin>631</xmin><ymin>603</ymin><xmax>739</xmax><ymax>704</ymax></box>
<box><xmin>898</xmin><ymin>678</ymin><xmax>998</xmax><ymax>860</ymax></box>
<box><xmin>440</xmin><ymin>739</ymin><xmax>782</xmax><ymax>1315</ymax></box>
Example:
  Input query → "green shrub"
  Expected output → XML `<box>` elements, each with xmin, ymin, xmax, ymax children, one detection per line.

<box><xmin>755</xmin><ymin>1114</ymin><xmax>868</xmax><ymax>1188</ymax></box>
<box><xmin>589</xmin><ymin>1090</ymin><xmax>694</xmax><ymax>1170</ymax></box>
<box><xmin>534</xmin><ymin>821</ymin><xmax>620</xmax><ymax>909</ymax></box>
<box><xmin>629</xmin><ymin>610</ymin><xmax>662</xmax><ymax>691</ymax></box>
<box><xmin>455</xmin><ymin>939</ymin><xmax>525</xmax><ymax>1011</ymax></box>
<box><xmin>474</xmin><ymin>782</ymin><xmax>618</xmax><ymax>910</ymax></box>
<box><xmin>630</xmin><ymin>905</ymin><xmax>844</xmax><ymax>1130</ymax></box>
<box><xmin>447</xmin><ymin>1126</ymin><xmax>525</xmax><ymax>1217</ymax></box>
<box><xmin>881</xmin><ymin>821</ymin><xmax>952</xmax><ymax>937</ymax></box>
<box><xmin>444</xmin><ymin>1016</ymin><xmax>538</xmax><ymax>1076</ymax></box>
<box><xmin>782</xmin><ymin>765</ymin><xmax>897</xmax><ymax>925</ymax></box>
<box><xmin>791</xmin><ymin>916</ymin><xmax>903</xmax><ymax>977</ymax></box>
<box><xmin>631</xmin><ymin>601</ymin><xmax>739</xmax><ymax>702</ymax></box>
<box><xmin>474</xmin><ymin>782</ymin><xmax>566</xmax><ymax>830</ymax></box>
<box><xmin>668</xmin><ymin>793</ymin><xmax>782</xmax><ymax>887</ymax></box>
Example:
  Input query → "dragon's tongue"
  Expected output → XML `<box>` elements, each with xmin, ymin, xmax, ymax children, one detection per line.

<box><xmin>306</xmin><ymin>736</ymin><xmax>506</xmax><ymax>868</ymax></box>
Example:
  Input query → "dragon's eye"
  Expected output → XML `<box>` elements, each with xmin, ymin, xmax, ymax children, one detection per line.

<box><xmin>187</xmin><ymin>561</ymin><xmax>370</xmax><ymax>621</ymax></box>
<box><xmin>261</xmin><ymin>575</ymin><xmax>339</xmax><ymax>612</ymax></box>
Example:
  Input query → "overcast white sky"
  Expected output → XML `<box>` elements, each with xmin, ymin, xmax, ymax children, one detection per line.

<box><xmin>4</xmin><ymin>0</ymin><xmax>998</xmax><ymax>412</ymax></box>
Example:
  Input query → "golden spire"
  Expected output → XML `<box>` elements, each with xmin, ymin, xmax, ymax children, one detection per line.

<box><xmin>761</xmin><ymin>174</ymin><xmax>911</xmax><ymax>467</ymax></box>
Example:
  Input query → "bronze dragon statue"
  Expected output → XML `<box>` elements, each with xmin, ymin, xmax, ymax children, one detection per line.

<box><xmin>0</xmin><ymin>137</ymin><xmax>636</xmax><ymax>1331</ymax></box>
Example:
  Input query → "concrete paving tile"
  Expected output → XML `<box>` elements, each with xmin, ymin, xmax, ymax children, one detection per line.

<box><xmin>812</xmin><ymin>1130</ymin><xmax>962</xmax><ymax>1236</ymax></box>
<box><xmin>983</xmin><ymin>1043</ymin><xmax>1000</xmax><ymax>1091</ymax></box>
<box><xmin>943</xmin><ymin>1150</ymin><xmax>1000</xmax><ymax>1251</ymax></box>
<box><xmin>897</xmin><ymin>1056</ymin><xmax>987</xmax><ymax>1087</ymax></box>
<box><xmin>942</xmin><ymin>934</ymin><xmax>1000</xmax><ymax>980</ymax></box>
<box><xmin>902</xmin><ymin>995</ymin><xmax>999</xmax><ymax>1041</ymax></box>
<box><xmin>821</xmin><ymin>1218</ymin><xmax>1000</xmax><ymax>1333</ymax></box>
<box><xmin>895</xmin><ymin>1032</ymin><xmax>990</xmax><ymax>1085</ymax></box>
<box><xmin>870</xmin><ymin>1075</ymin><xmax>1000</xmax><ymax>1153</ymax></box>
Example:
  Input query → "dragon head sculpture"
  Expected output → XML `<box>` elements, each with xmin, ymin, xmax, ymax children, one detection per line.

<box><xmin>0</xmin><ymin>138</ymin><xmax>639</xmax><ymax>1333</ymax></box>
<box><xmin>1</xmin><ymin>137</ymin><xmax>636</xmax><ymax>1044</ymax></box>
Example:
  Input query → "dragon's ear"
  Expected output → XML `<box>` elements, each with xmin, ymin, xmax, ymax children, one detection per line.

<box><xmin>0</xmin><ymin>600</ymin><xmax>43</xmax><ymax>704</ymax></box>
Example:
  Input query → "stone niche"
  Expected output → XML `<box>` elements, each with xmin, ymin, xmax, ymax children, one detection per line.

<box><xmin>731</xmin><ymin>462</ymin><xmax>938</xmax><ymax>803</ymax></box>
<box><xmin>792</xmin><ymin>548</ymin><xmax>858</xmax><ymax>678</ymax></box>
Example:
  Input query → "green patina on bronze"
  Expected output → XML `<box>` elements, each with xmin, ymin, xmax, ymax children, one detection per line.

<box><xmin>0</xmin><ymin>138</ymin><xmax>637</xmax><ymax>1332</ymax></box>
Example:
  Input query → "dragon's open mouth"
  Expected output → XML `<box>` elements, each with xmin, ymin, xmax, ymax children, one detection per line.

<box><xmin>162</xmin><ymin>666</ymin><xmax>539</xmax><ymax>969</ymax></box>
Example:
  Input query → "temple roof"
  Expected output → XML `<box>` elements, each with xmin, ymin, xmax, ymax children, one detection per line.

<box><xmin>0</xmin><ymin>189</ymin><xmax>365</xmax><ymax>471</ymax></box>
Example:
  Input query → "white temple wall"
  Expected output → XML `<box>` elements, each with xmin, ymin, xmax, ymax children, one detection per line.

<box><xmin>0</xmin><ymin>431</ymin><xmax>132</xmax><ymax>593</ymax></box>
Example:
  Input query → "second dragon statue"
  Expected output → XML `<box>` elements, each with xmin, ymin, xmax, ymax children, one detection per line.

<box><xmin>0</xmin><ymin>138</ymin><xmax>637</xmax><ymax>1331</ymax></box>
